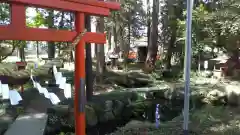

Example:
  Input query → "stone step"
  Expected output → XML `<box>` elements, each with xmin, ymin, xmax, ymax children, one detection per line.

<box><xmin>0</xmin><ymin>114</ymin><xmax>16</xmax><ymax>135</ymax></box>
<box><xmin>0</xmin><ymin>99</ymin><xmax>12</xmax><ymax>117</ymax></box>
<box><xmin>0</xmin><ymin>100</ymin><xmax>21</xmax><ymax>135</ymax></box>
<box><xmin>4</xmin><ymin>113</ymin><xmax>48</xmax><ymax>135</ymax></box>
<box><xmin>0</xmin><ymin>104</ymin><xmax>6</xmax><ymax>116</ymax></box>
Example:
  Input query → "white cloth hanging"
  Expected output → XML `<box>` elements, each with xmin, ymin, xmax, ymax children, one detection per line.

<box><xmin>64</xmin><ymin>83</ymin><xmax>72</xmax><ymax>98</ymax></box>
<box><xmin>36</xmin><ymin>83</ymin><xmax>44</xmax><ymax>94</ymax></box>
<box><xmin>55</xmin><ymin>72</ymin><xmax>63</xmax><ymax>84</ymax></box>
<box><xmin>59</xmin><ymin>77</ymin><xmax>66</xmax><ymax>89</ymax></box>
<box><xmin>0</xmin><ymin>81</ymin><xmax>2</xmax><ymax>95</ymax></box>
<box><xmin>30</xmin><ymin>69</ymin><xmax>37</xmax><ymax>88</ymax></box>
<box><xmin>1</xmin><ymin>84</ymin><xmax>10</xmax><ymax>99</ymax></box>
<box><xmin>49</xmin><ymin>92</ymin><xmax>60</xmax><ymax>105</ymax></box>
<box><xmin>35</xmin><ymin>82</ymin><xmax>61</xmax><ymax>104</ymax></box>
<box><xmin>9</xmin><ymin>90</ymin><xmax>22</xmax><ymax>105</ymax></box>
<box><xmin>53</xmin><ymin>65</ymin><xmax>58</xmax><ymax>77</ymax></box>
<box><xmin>35</xmin><ymin>83</ymin><xmax>51</xmax><ymax>99</ymax></box>
<box><xmin>42</xmin><ymin>87</ymin><xmax>50</xmax><ymax>99</ymax></box>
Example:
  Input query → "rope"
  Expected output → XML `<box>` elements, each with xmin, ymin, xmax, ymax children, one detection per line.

<box><xmin>59</xmin><ymin>29</ymin><xmax>87</xmax><ymax>53</ymax></box>
<box><xmin>72</xmin><ymin>29</ymin><xmax>87</xmax><ymax>49</ymax></box>
<box><xmin>71</xmin><ymin>29</ymin><xmax>87</xmax><ymax>61</ymax></box>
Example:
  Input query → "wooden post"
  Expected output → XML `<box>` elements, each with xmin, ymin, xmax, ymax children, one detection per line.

<box><xmin>75</xmin><ymin>13</ymin><xmax>86</xmax><ymax>135</ymax></box>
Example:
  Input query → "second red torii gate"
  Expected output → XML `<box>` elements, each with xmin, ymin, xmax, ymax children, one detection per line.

<box><xmin>0</xmin><ymin>0</ymin><xmax>120</xmax><ymax>135</ymax></box>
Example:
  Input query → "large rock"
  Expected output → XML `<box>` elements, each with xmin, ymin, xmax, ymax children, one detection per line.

<box><xmin>105</xmin><ymin>74</ymin><xmax>152</xmax><ymax>88</ymax></box>
<box><xmin>0</xmin><ymin>61</ymin><xmax>63</xmax><ymax>85</ymax></box>
<box><xmin>204</xmin><ymin>89</ymin><xmax>226</xmax><ymax>105</ymax></box>
<box><xmin>110</xmin><ymin>105</ymin><xmax>240</xmax><ymax>135</ymax></box>
<box><xmin>225</xmin><ymin>83</ymin><xmax>240</xmax><ymax>105</ymax></box>
<box><xmin>47</xmin><ymin>105</ymin><xmax>98</xmax><ymax>128</ymax></box>
<box><xmin>46</xmin><ymin>91</ymin><xmax>141</xmax><ymax>129</ymax></box>
<box><xmin>66</xmin><ymin>105</ymin><xmax>98</xmax><ymax>126</ymax></box>
<box><xmin>0</xmin><ymin>45</ymin><xmax>12</xmax><ymax>56</ymax></box>
<box><xmin>85</xmin><ymin>105</ymin><xmax>98</xmax><ymax>126</ymax></box>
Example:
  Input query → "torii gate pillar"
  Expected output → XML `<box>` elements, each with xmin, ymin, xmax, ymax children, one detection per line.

<box><xmin>75</xmin><ymin>13</ymin><xmax>86</xmax><ymax>135</ymax></box>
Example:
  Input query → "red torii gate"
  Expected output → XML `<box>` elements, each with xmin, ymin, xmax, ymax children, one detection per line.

<box><xmin>0</xmin><ymin>0</ymin><xmax>120</xmax><ymax>135</ymax></box>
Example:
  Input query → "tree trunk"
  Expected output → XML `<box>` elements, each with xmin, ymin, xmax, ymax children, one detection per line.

<box><xmin>69</xmin><ymin>13</ymin><xmax>74</xmax><ymax>62</ymax></box>
<box><xmin>113</xmin><ymin>13</ymin><xmax>118</xmax><ymax>50</ymax></box>
<box><xmin>36</xmin><ymin>8</ymin><xmax>40</xmax><ymax>59</ymax></box>
<box><xmin>96</xmin><ymin>16</ymin><xmax>105</xmax><ymax>84</ymax></box>
<box><xmin>19</xmin><ymin>46</ymin><xmax>25</xmax><ymax>62</ymax></box>
<box><xmin>144</xmin><ymin>0</ymin><xmax>159</xmax><ymax>73</ymax></box>
<box><xmin>94</xmin><ymin>17</ymin><xmax>98</xmax><ymax>58</ymax></box>
<box><xmin>47</xmin><ymin>10</ymin><xmax>55</xmax><ymax>58</ymax></box>
<box><xmin>165</xmin><ymin>37</ymin><xmax>175</xmax><ymax>70</ymax></box>
<box><xmin>108</xmin><ymin>27</ymin><xmax>112</xmax><ymax>51</ymax></box>
<box><xmin>147</xmin><ymin>0</ymin><xmax>151</xmax><ymax>47</ymax></box>
<box><xmin>164</xmin><ymin>5</ymin><xmax>178</xmax><ymax>70</ymax></box>
<box><xmin>123</xmin><ymin>21</ymin><xmax>131</xmax><ymax>70</ymax></box>
<box><xmin>56</xmin><ymin>12</ymin><xmax>65</xmax><ymax>58</ymax></box>
<box><xmin>36</xmin><ymin>41</ymin><xmax>39</xmax><ymax>58</ymax></box>
<box><xmin>96</xmin><ymin>0</ymin><xmax>105</xmax><ymax>84</ymax></box>
<box><xmin>85</xmin><ymin>15</ymin><xmax>93</xmax><ymax>101</ymax></box>
<box><xmin>140</xmin><ymin>0</ymin><xmax>151</xmax><ymax>63</ymax></box>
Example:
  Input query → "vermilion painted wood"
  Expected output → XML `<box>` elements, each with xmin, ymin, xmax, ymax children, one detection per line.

<box><xmin>6</xmin><ymin>0</ymin><xmax>110</xmax><ymax>16</ymax></box>
<box><xmin>63</xmin><ymin>0</ymin><xmax>120</xmax><ymax>10</ymax></box>
<box><xmin>11</xmin><ymin>4</ymin><xmax>26</xmax><ymax>28</ymax></box>
<box><xmin>1</xmin><ymin>0</ymin><xmax>120</xmax><ymax>135</ymax></box>
<box><xmin>0</xmin><ymin>26</ymin><xmax>106</xmax><ymax>43</ymax></box>
<box><xmin>2</xmin><ymin>3</ymin><xmax>106</xmax><ymax>43</ymax></box>
<box><xmin>74</xmin><ymin>13</ymin><xmax>86</xmax><ymax>135</ymax></box>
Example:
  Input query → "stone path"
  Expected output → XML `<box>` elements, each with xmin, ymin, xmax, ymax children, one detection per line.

<box><xmin>4</xmin><ymin>113</ymin><xmax>48</xmax><ymax>135</ymax></box>
<box><xmin>0</xmin><ymin>114</ymin><xmax>16</xmax><ymax>135</ymax></box>
<box><xmin>2</xmin><ymin>88</ymin><xmax>55</xmax><ymax>135</ymax></box>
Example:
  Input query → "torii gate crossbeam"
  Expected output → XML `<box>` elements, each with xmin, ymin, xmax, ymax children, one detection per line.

<box><xmin>0</xmin><ymin>1</ymin><xmax>120</xmax><ymax>135</ymax></box>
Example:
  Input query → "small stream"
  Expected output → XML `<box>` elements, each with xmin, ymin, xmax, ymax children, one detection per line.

<box><xmin>45</xmin><ymin>97</ymin><xmax>190</xmax><ymax>135</ymax></box>
<box><xmin>86</xmin><ymin>119</ymin><xmax>130</xmax><ymax>135</ymax></box>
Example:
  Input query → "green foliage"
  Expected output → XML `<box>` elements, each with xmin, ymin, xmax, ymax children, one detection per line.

<box><xmin>178</xmin><ymin>3</ymin><xmax>210</xmax><ymax>56</ymax></box>
<box><xmin>27</xmin><ymin>9</ymin><xmax>45</xmax><ymax>27</ymax></box>
<box><xmin>106</xmin><ymin>0</ymin><xmax>146</xmax><ymax>42</ymax></box>
<box><xmin>0</xmin><ymin>3</ymin><xmax>9</xmax><ymax>24</ymax></box>
<box><xmin>178</xmin><ymin>0</ymin><xmax>240</xmax><ymax>56</ymax></box>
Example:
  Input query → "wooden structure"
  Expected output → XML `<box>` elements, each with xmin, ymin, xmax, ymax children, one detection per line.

<box><xmin>0</xmin><ymin>0</ymin><xmax>120</xmax><ymax>135</ymax></box>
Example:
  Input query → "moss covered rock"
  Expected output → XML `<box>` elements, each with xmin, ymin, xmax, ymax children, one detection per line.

<box><xmin>110</xmin><ymin>105</ymin><xmax>240</xmax><ymax>135</ymax></box>
<box><xmin>47</xmin><ymin>91</ymin><xmax>143</xmax><ymax>130</ymax></box>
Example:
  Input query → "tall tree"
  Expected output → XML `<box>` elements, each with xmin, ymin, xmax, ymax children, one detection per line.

<box><xmin>164</xmin><ymin>0</ymin><xmax>179</xmax><ymax>70</ymax></box>
<box><xmin>144</xmin><ymin>0</ymin><xmax>159</xmax><ymax>73</ymax></box>
<box><xmin>95</xmin><ymin>0</ymin><xmax>105</xmax><ymax>84</ymax></box>
<box><xmin>27</xmin><ymin>8</ymin><xmax>45</xmax><ymax>58</ymax></box>
<box><xmin>18</xmin><ymin>41</ymin><xmax>26</xmax><ymax>61</ymax></box>
<box><xmin>85</xmin><ymin>15</ymin><xmax>93</xmax><ymax>101</ymax></box>
<box><xmin>96</xmin><ymin>16</ymin><xmax>105</xmax><ymax>84</ymax></box>
<box><xmin>47</xmin><ymin>10</ymin><xmax>55</xmax><ymax>58</ymax></box>
<box><xmin>146</xmin><ymin>0</ymin><xmax>151</xmax><ymax>48</ymax></box>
